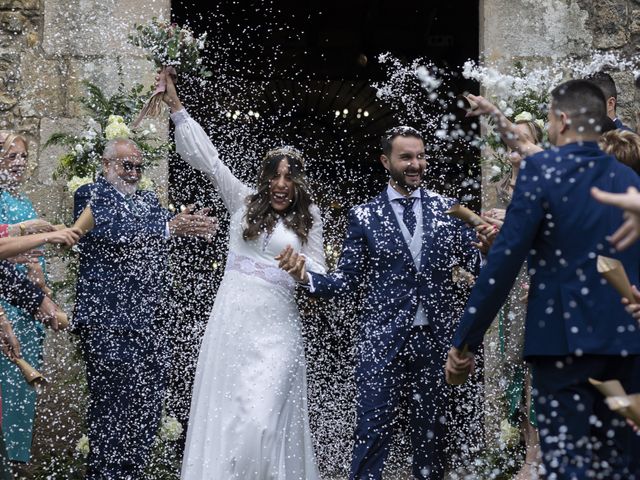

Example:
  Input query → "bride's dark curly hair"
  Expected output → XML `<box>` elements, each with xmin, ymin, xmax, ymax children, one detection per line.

<box><xmin>243</xmin><ymin>147</ymin><xmax>314</xmax><ymax>244</ymax></box>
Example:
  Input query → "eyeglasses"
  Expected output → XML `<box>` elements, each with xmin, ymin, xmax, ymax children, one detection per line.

<box><xmin>117</xmin><ymin>158</ymin><xmax>145</xmax><ymax>173</ymax></box>
<box><xmin>112</xmin><ymin>157</ymin><xmax>146</xmax><ymax>174</ymax></box>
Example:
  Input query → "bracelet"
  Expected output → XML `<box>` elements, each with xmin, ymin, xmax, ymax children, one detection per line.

<box><xmin>19</xmin><ymin>223</ymin><xmax>26</xmax><ymax>236</ymax></box>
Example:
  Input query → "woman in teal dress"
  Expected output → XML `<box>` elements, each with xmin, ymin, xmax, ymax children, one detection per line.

<box><xmin>0</xmin><ymin>131</ymin><xmax>47</xmax><ymax>463</ymax></box>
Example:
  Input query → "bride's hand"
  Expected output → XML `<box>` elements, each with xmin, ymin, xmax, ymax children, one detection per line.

<box><xmin>275</xmin><ymin>245</ymin><xmax>308</xmax><ymax>283</ymax></box>
<box><xmin>160</xmin><ymin>70</ymin><xmax>183</xmax><ymax>113</ymax></box>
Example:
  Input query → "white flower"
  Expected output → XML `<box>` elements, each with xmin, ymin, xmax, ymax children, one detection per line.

<box><xmin>490</xmin><ymin>165</ymin><xmax>502</xmax><ymax>176</ymax></box>
<box><xmin>499</xmin><ymin>419</ymin><xmax>520</xmax><ymax>447</ymax></box>
<box><xmin>75</xmin><ymin>435</ymin><xmax>90</xmax><ymax>457</ymax></box>
<box><xmin>158</xmin><ymin>414</ymin><xmax>183</xmax><ymax>441</ymax></box>
<box><xmin>74</xmin><ymin>144</ymin><xmax>84</xmax><ymax>154</ymax></box>
<box><xmin>514</xmin><ymin>111</ymin><xmax>533</xmax><ymax>122</ymax></box>
<box><xmin>137</xmin><ymin>176</ymin><xmax>155</xmax><ymax>191</ymax></box>
<box><xmin>534</xmin><ymin>119</ymin><xmax>545</xmax><ymax>130</ymax></box>
<box><xmin>67</xmin><ymin>176</ymin><xmax>93</xmax><ymax>194</ymax></box>
<box><xmin>149</xmin><ymin>123</ymin><xmax>157</xmax><ymax>134</ymax></box>
<box><xmin>107</xmin><ymin>115</ymin><xmax>125</xmax><ymax>125</ymax></box>
<box><xmin>104</xmin><ymin>122</ymin><xmax>131</xmax><ymax>140</ymax></box>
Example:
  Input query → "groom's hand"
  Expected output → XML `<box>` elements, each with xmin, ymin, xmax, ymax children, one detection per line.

<box><xmin>445</xmin><ymin>346</ymin><xmax>474</xmax><ymax>385</ymax></box>
<box><xmin>275</xmin><ymin>245</ymin><xmax>308</xmax><ymax>283</ymax></box>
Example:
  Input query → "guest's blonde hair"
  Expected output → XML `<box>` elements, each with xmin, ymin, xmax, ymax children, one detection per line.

<box><xmin>0</xmin><ymin>130</ymin><xmax>28</xmax><ymax>156</ymax></box>
<box><xmin>599</xmin><ymin>130</ymin><xmax>640</xmax><ymax>174</ymax></box>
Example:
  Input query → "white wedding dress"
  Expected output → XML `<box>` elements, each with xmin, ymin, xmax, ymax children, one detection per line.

<box><xmin>172</xmin><ymin>109</ymin><xmax>326</xmax><ymax>480</ymax></box>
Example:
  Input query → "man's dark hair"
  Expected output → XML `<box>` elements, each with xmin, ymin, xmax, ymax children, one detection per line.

<box><xmin>585</xmin><ymin>71</ymin><xmax>617</xmax><ymax>100</ymax></box>
<box><xmin>381</xmin><ymin>126</ymin><xmax>424</xmax><ymax>156</ymax></box>
<box><xmin>550</xmin><ymin>79</ymin><xmax>607</xmax><ymax>133</ymax></box>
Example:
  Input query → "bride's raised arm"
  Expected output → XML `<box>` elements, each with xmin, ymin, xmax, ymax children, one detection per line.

<box><xmin>163</xmin><ymin>73</ymin><xmax>251</xmax><ymax>214</ymax></box>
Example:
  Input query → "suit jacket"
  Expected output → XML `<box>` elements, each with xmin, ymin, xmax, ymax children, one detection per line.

<box><xmin>72</xmin><ymin>177</ymin><xmax>171</xmax><ymax>331</ymax></box>
<box><xmin>309</xmin><ymin>187</ymin><xmax>479</xmax><ymax>369</ymax></box>
<box><xmin>0</xmin><ymin>261</ymin><xmax>43</xmax><ymax>314</ymax></box>
<box><xmin>453</xmin><ymin>141</ymin><xmax>640</xmax><ymax>358</ymax></box>
<box><xmin>614</xmin><ymin>117</ymin><xmax>634</xmax><ymax>132</ymax></box>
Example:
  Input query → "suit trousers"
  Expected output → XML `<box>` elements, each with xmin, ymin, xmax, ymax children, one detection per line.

<box><xmin>350</xmin><ymin>325</ymin><xmax>448</xmax><ymax>480</ymax></box>
<box><xmin>531</xmin><ymin>354</ymin><xmax>639</xmax><ymax>480</ymax></box>
<box><xmin>79</xmin><ymin>326</ymin><xmax>169</xmax><ymax>480</ymax></box>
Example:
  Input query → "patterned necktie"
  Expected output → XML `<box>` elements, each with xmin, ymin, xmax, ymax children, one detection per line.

<box><xmin>125</xmin><ymin>194</ymin><xmax>142</xmax><ymax>217</ymax></box>
<box><xmin>397</xmin><ymin>197</ymin><xmax>417</xmax><ymax>236</ymax></box>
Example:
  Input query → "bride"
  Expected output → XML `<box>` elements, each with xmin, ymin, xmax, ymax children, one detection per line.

<box><xmin>161</xmin><ymin>72</ymin><xmax>326</xmax><ymax>479</ymax></box>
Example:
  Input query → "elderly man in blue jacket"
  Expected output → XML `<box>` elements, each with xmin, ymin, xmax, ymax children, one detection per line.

<box><xmin>447</xmin><ymin>79</ymin><xmax>640</xmax><ymax>479</ymax></box>
<box><xmin>73</xmin><ymin>138</ymin><xmax>217</xmax><ymax>480</ymax></box>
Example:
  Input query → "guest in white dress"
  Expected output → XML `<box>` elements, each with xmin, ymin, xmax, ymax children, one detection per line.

<box><xmin>161</xmin><ymin>72</ymin><xmax>327</xmax><ymax>479</ymax></box>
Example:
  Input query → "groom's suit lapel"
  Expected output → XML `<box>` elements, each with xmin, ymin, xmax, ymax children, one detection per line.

<box><xmin>372</xmin><ymin>191</ymin><xmax>417</xmax><ymax>273</ymax></box>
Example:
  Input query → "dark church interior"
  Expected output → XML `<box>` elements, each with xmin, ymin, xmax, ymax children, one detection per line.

<box><xmin>165</xmin><ymin>1</ymin><xmax>481</xmax><ymax>474</ymax></box>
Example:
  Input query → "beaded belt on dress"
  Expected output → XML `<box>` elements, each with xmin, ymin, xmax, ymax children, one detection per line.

<box><xmin>226</xmin><ymin>251</ymin><xmax>295</xmax><ymax>289</ymax></box>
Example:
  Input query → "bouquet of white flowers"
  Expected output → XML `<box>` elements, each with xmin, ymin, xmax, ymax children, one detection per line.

<box><xmin>129</xmin><ymin>18</ymin><xmax>211</xmax><ymax>128</ymax></box>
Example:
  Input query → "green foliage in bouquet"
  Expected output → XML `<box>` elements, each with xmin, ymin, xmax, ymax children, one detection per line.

<box><xmin>129</xmin><ymin>17</ymin><xmax>212</xmax><ymax>78</ymax></box>
<box><xmin>44</xmin><ymin>80</ymin><xmax>173</xmax><ymax>183</ymax></box>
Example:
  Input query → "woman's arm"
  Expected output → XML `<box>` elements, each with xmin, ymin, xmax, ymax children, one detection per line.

<box><xmin>163</xmin><ymin>72</ymin><xmax>252</xmax><ymax>213</ymax></box>
<box><xmin>466</xmin><ymin>94</ymin><xmax>543</xmax><ymax>157</ymax></box>
<box><xmin>0</xmin><ymin>229</ymin><xmax>80</xmax><ymax>260</ymax></box>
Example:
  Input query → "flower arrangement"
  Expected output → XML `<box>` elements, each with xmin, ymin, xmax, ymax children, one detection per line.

<box><xmin>75</xmin><ymin>435</ymin><xmax>90</xmax><ymax>457</ymax></box>
<box><xmin>128</xmin><ymin>18</ymin><xmax>211</xmax><ymax>127</ymax></box>
<box><xmin>45</xmin><ymin>80</ymin><xmax>172</xmax><ymax>190</ymax></box>
<box><xmin>462</xmin><ymin>60</ymin><xmax>552</xmax><ymax>183</ymax></box>
<box><xmin>158</xmin><ymin>413</ymin><xmax>184</xmax><ymax>442</ymax></box>
<box><xmin>128</xmin><ymin>18</ymin><xmax>211</xmax><ymax>79</ymax></box>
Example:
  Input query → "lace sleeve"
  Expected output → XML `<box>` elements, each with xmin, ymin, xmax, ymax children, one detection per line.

<box><xmin>301</xmin><ymin>204</ymin><xmax>326</xmax><ymax>274</ymax></box>
<box><xmin>172</xmin><ymin>109</ymin><xmax>252</xmax><ymax>214</ymax></box>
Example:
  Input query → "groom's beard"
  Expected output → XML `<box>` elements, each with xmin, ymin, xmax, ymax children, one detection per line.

<box><xmin>104</xmin><ymin>167</ymin><xmax>138</xmax><ymax>196</ymax></box>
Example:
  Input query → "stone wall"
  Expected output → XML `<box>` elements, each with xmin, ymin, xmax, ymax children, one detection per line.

<box><xmin>480</xmin><ymin>0</ymin><xmax>639</xmax><ymax>450</ymax></box>
<box><xmin>0</xmin><ymin>0</ymin><xmax>170</xmax><ymax>218</ymax></box>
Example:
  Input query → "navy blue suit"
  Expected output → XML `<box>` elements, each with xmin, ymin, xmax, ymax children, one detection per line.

<box><xmin>453</xmin><ymin>142</ymin><xmax>640</xmax><ymax>479</ymax></box>
<box><xmin>73</xmin><ymin>177</ymin><xmax>172</xmax><ymax>480</ymax></box>
<box><xmin>0</xmin><ymin>261</ymin><xmax>44</xmax><ymax>314</ymax></box>
<box><xmin>309</xmin><ymin>188</ymin><xmax>479</xmax><ymax>479</ymax></box>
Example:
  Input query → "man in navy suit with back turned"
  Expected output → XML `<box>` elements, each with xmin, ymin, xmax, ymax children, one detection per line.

<box><xmin>446</xmin><ymin>80</ymin><xmax>640</xmax><ymax>479</ymax></box>
<box><xmin>73</xmin><ymin>138</ymin><xmax>217</xmax><ymax>480</ymax></box>
<box><xmin>279</xmin><ymin>127</ymin><xmax>480</xmax><ymax>479</ymax></box>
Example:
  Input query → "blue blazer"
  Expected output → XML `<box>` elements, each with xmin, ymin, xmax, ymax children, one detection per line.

<box><xmin>453</xmin><ymin>142</ymin><xmax>640</xmax><ymax>358</ymax></box>
<box><xmin>614</xmin><ymin>117</ymin><xmax>633</xmax><ymax>132</ymax></box>
<box><xmin>309</xmin><ymin>188</ymin><xmax>479</xmax><ymax>369</ymax></box>
<box><xmin>72</xmin><ymin>177</ymin><xmax>171</xmax><ymax>331</ymax></box>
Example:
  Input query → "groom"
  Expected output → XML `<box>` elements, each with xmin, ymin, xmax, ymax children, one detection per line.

<box><xmin>279</xmin><ymin>126</ymin><xmax>480</xmax><ymax>479</ymax></box>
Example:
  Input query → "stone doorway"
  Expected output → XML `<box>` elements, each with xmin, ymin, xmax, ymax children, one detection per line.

<box><xmin>166</xmin><ymin>1</ymin><xmax>481</xmax><ymax>477</ymax></box>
